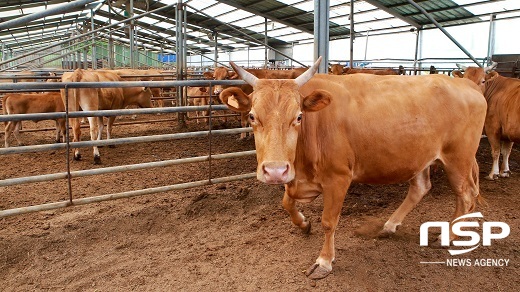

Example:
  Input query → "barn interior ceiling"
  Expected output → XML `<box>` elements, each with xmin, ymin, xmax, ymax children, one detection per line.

<box><xmin>0</xmin><ymin>0</ymin><xmax>519</xmax><ymax>60</ymax></box>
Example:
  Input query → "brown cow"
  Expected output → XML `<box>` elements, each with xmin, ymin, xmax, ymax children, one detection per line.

<box><xmin>3</xmin><ymin>92</ymin><xmax>66</xmax><ymax>147</ymax></box>
<box><xmin>329</xmin><ymin>64</ymin><xmax>345</xmax><ymax>75</ymax></box>
<box><xmin>106</xmin><ymin>69</ymin><xmax>165</xmax><ymax>107</ymax></box>
<box><xmin>482</xmin><ymin>71</ymin><xmax>520</xmax><ymax>180</ymax></box>
<box><xmin>453</xmin><ymin>62</ymin><xmax>497</xmax><ymax>92</ymax></box>
<box><xmin>61</xmin><ymin>69</ymin><xmax>152</xmax><ymax>164</ymax></box>
<box><xmin>187</xmin><ymin>86</ymin><xmax>210</xmax><ymax>124</ymax></box>
<box><xmin>344</xmin><ymin>67</ymin><xmax>399</xmax><ymax>75</ymax></box>
<box><xmin>219</xmin><ymin>57</ymin><xmax>486</xmax><ymax>279</ymax></box>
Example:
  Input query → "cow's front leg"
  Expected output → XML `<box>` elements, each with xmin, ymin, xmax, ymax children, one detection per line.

<box><xmin>305</xmin><ymin>178</ymin><xmax>350</xmax><ymax>280</ymax></box>
<box><xmin>282</xmin><ymin>190</ymin><xmax>311</xmax><ymax>234</ymax></box>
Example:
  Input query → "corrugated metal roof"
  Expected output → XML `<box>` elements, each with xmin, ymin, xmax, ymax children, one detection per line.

<box><xmin>0</xmin><ymin>0</ymin><xmax>518</xmax><ymax>63</ymax></box>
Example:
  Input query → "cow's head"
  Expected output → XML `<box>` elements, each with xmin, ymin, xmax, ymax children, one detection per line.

<box><xmin>452</xmin><ymin>62</ymin><xmax>497</xmax><ymax>92</ymax></box>
<box><xmin>136</xmin><ymin>87</ymin><xmax>153</xmax><ymax>108</ymax></box>
<box><xmin>213</xmin><ymin>67</ymin><xmax>237</xmax><ymax>95</ymax></box>
<box><xmin>220</xmin><ymin>57</ymin><xmax>331</xmax><ymax>184</ymax></box>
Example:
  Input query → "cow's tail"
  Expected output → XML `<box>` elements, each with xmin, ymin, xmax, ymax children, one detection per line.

<box><xmin>67</xmin><ymin>69</ymin><xmax>83</xmax><ymax>111</ymax></box>
<box><xmin>471</xmin><ymin>158</ymin><xmax>486</xmax><ymax>211</ymax></box>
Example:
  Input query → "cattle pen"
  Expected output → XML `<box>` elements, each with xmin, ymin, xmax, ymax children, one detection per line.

<box><xmin>0</xmin><ymin>79</ymin><xmax>257</xmax><ymax>217</ymax></box>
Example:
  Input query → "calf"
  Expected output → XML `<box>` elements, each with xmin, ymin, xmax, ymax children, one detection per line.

<box><xmin>3</xmin><ymin>92</ymin><xmax>66</xmax><ymax>147</ymax></box>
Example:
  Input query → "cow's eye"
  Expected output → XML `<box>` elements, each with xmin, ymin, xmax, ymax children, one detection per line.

<box><xmin>296</xmin><ymin>113</ymin><xmax>303</xmax><ymax>123</ymax></box>
<box><xmin>249</xmin><ymin>113</ymin><xmax>255</xmax><ymax>122</ymax></box>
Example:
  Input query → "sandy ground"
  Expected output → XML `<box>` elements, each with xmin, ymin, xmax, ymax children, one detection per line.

<box><xmin>0</xmin><ymin>113</ymin><xmax>518</xmax><ymax>291</ymax></box>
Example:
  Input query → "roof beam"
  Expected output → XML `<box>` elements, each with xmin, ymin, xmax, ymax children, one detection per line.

<box><xmin>0</xmin><ymin>0</ymin><xmax>99</xmax><ymax>31</ymax></box>
<box><xmin>214</xmin><ymin>0</ymin><xmax>313</xmax><ymax>34</ymax></box>
<box><xmin>363</xmin><ymin>0</ymin><xmax>422</xmax><ymax>28</ymax></box>
<box><xmin>0</xmin><ymin>15</ymin><xmax>87</xmax><ymax>37</ymax></box>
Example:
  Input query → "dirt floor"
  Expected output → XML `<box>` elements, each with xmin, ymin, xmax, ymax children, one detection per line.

<box><xmin>0</xmin><ymin>113</ymin><xmax>518</xmax><ymax>291</ymax></box>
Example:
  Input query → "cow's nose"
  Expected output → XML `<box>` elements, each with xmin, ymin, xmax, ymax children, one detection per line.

<box><xmin>262</xmin><ymin>162</ymin><xmax>289</xmax><ymax>184</ymax></box>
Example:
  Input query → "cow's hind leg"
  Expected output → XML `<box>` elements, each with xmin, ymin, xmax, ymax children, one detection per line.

<box><xmin>12</xmin><ymin>121</ymin><xmax>24</xmax><ymax>146</ymax></box>
<box><xmin>379</xmin><ymin>166</ymin><xmax>431</xmax><ymax>237</ymax></box>
<box><xmin>71</xmin><ymin>118</ymin><xmax>82</xmax><ymax>160</ymax></box>
<box><xmin>87</xmin><ymin>116</ymin><xmax>101</xmax><ymax>164</ymax></box>
<box><xmin>444</xmin><ymin>158</ymin><xmax>480</xmax><ymax>241</ymax></box>
<box><xmin>106</xmin><ymin>116</ymin><xmax>117</xmax><ymax>148</ymax></box>
<box><xmin>500</xmin><ymin>141</ymin><xmax>514</xmax><ymax>177</ymax></box>
<box><xmin>5</xmin><ymin>121</ymin><xmax>14</xmax><ymax>147</ymax></box>
<box><xmin>486</xmin><ymin>134</ymin><xmax>502</xmax><ymax>180</ymax></box>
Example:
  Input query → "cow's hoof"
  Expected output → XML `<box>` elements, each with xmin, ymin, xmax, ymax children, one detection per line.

<box><xmin>485</xmin><ymin>174</ymin><xmax>499</xmax><ymax>181</ymax></box>
<box><xmin>377</xmin><ymin>229</ymin><xmax>395</xmax><ymax>238</ymax></box>
<box><xmin>74</xmin><ymin>154</ymin><xmax>82</xmax><ymax>161</ymax></box>
<box><xmin>93</xmin><ymin>156</ymin><xmax>101</xmax><ymax>165</ymax></box>
<box><xmin>500</xmin><ymin>170</ymin><xmax>511</xmax><ymax>178</ymax></box>
<box><xmin>305</xmin><ymin>263</ymin><xmax>331</xmax><ymax>280</ymax></box>
<box><xmin>301</xmin><ymin>219</ymin><xmax>311</xmax><ymax>234</ymax></box>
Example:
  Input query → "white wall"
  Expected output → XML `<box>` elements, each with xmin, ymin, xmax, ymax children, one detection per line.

<box><xmin>188</xmin><ymin>18</ymin><xmax>519</xmax><ymax>69</ymax></box>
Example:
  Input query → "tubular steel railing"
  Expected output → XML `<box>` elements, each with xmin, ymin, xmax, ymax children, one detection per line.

<box><xmin>0</xmin><ymin>79</ymin><xmax>255</xmax><ymax>218</ymax></box>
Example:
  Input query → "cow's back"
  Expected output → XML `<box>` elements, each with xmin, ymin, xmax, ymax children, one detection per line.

<box><xmin>485</xmin><ymin>75</ymin><xmax>520</xmax><ymax>141</ymax></box>
<box><xmin>4</xmin><ymin>92</ymin><xmax>63</xmax><ymax>114</ymax></box>
<box><xmin>298</xmin><ymin>74</ymin><xmax>486</xmax><ymax>184</ymax></box>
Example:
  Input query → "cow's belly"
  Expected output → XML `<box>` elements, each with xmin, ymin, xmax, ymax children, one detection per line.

<box><xmin>350</xmin><ymin>151</ymin><xmax>438</xmax><ymax>184</ymax></box>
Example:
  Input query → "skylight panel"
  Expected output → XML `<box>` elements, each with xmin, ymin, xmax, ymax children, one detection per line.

<box><xmin>268</xmin><ymin>27</ymin><xmax>302</xmax><ymax>38</ymax></box>
<box><xmin>215</xmin><ymin>10</ymin><xmax>253</xmax><ymax>22</ymax></box>
<box><xmin>200</xmin><ymin>3</ymin><xmax>235</xmax><ymax>18</ymax></box>
<box><xmin>276</xmin><ymin>0</ymin><xmax>304</xmax><ymax>5</ymax></box>
<box><xmin>184</xmin><ymin>0</ymin><xmax>218</xmax><ymax>11</ymax></box>
<box><xmin>293</xmin><ymin>1</ymin><xmax>315</xmax><ymax>12</ymax></box>
<box><xmin>453</xmin><ymin>0</ymin><xmax>520</xmax><ymax>17</ymax></box>
<box><xmin>277</xmin><ymin>32</ymin><xmax>313</xmax><ymax>42</ymax></box>
<box><xmin>232</xmin><ymin>16</ymin><xmax>265</xmax><ymax>28</ymax></box>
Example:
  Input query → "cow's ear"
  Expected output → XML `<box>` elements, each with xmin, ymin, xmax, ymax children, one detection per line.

<box><xmin>452</xmin><ymin>70</ymin><xmax>463</xmax><ymax>78</ymax></box>
<box><xmin>219</xmin><ymin>87</ymin><xmax>252</xmax><ymax>112</ymax></box>
<box><xmin>302</xmin><ymin>90</ymin><xmax>331</xmax><ymax>112</ymax></box>
<box><xmin>228</xmin><ymin>72</ymin><xmax>239</xmax><ymax>79</ymax></box>
<box><xmin>486</xmin><ymin>71</ymin><xmax>499</xmax><ymax>81</ymax></box>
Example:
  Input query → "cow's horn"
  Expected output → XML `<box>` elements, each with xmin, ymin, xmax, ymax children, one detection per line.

<box><xmin>485</xmin><ymin>61</ymin><xmax>498</xmax><ymax>73</ymax></box>
<box><xmin>230</xmin><ymin>61</ymin><xmax>258</xmax><ymax>87</ymax></box>
<box><xmin>456</xmin><ymin>63</ymin><xmax>468</xmax><ymax>71</ymax></box>
<box><xmin>295</xmin><ymin>56</ymin><xmax>322</xmax><ymax>87</ymax></box>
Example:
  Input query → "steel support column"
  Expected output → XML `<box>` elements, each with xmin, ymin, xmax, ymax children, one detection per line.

<box><xmin>264</xmin><ymin>18</ymin><xmax>268</xmax><ymax>69</ymax></box>
<box><xmin>413</xmin><ymin>29</ymin><xmax>422</xmax><ymax>75</ymax></box>
<box><xmin>213</xmin><ymin>32</ymin><xmax>218</xmax><ymax>68</ymax></box>
<box><xmin>91</xmin><ymin>9</ymin><xmax>97</xmax><ymax>69</ymax></box>
<box><xmin>128</xmin><ymin>0</ymin><xmax>135</xmax><ymax>68</ymax></box>
<box><xmin>176</xmin><ymin>0</ymin><xmax>186</xmax><ymax>128</ymax></box>
<box><xmin>486</xmin><ymin>13</ymin><xmax>496</xmax><ymax>65</ymax></box>
<box><xmin>350</xmin><ymin>0</ymin><xmax>354</xmax><ymax>68</ymax></box>
<box><xmin>314</xmin><ymin>0</ymin><xmax>329</xmax><ymax>73</ymax></box>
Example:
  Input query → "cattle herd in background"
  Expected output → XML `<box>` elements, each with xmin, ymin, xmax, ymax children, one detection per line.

<box><xmin>0</xmin><ymin>61</ymin><xmax>519</xmax><ymax>174</ymax></box>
